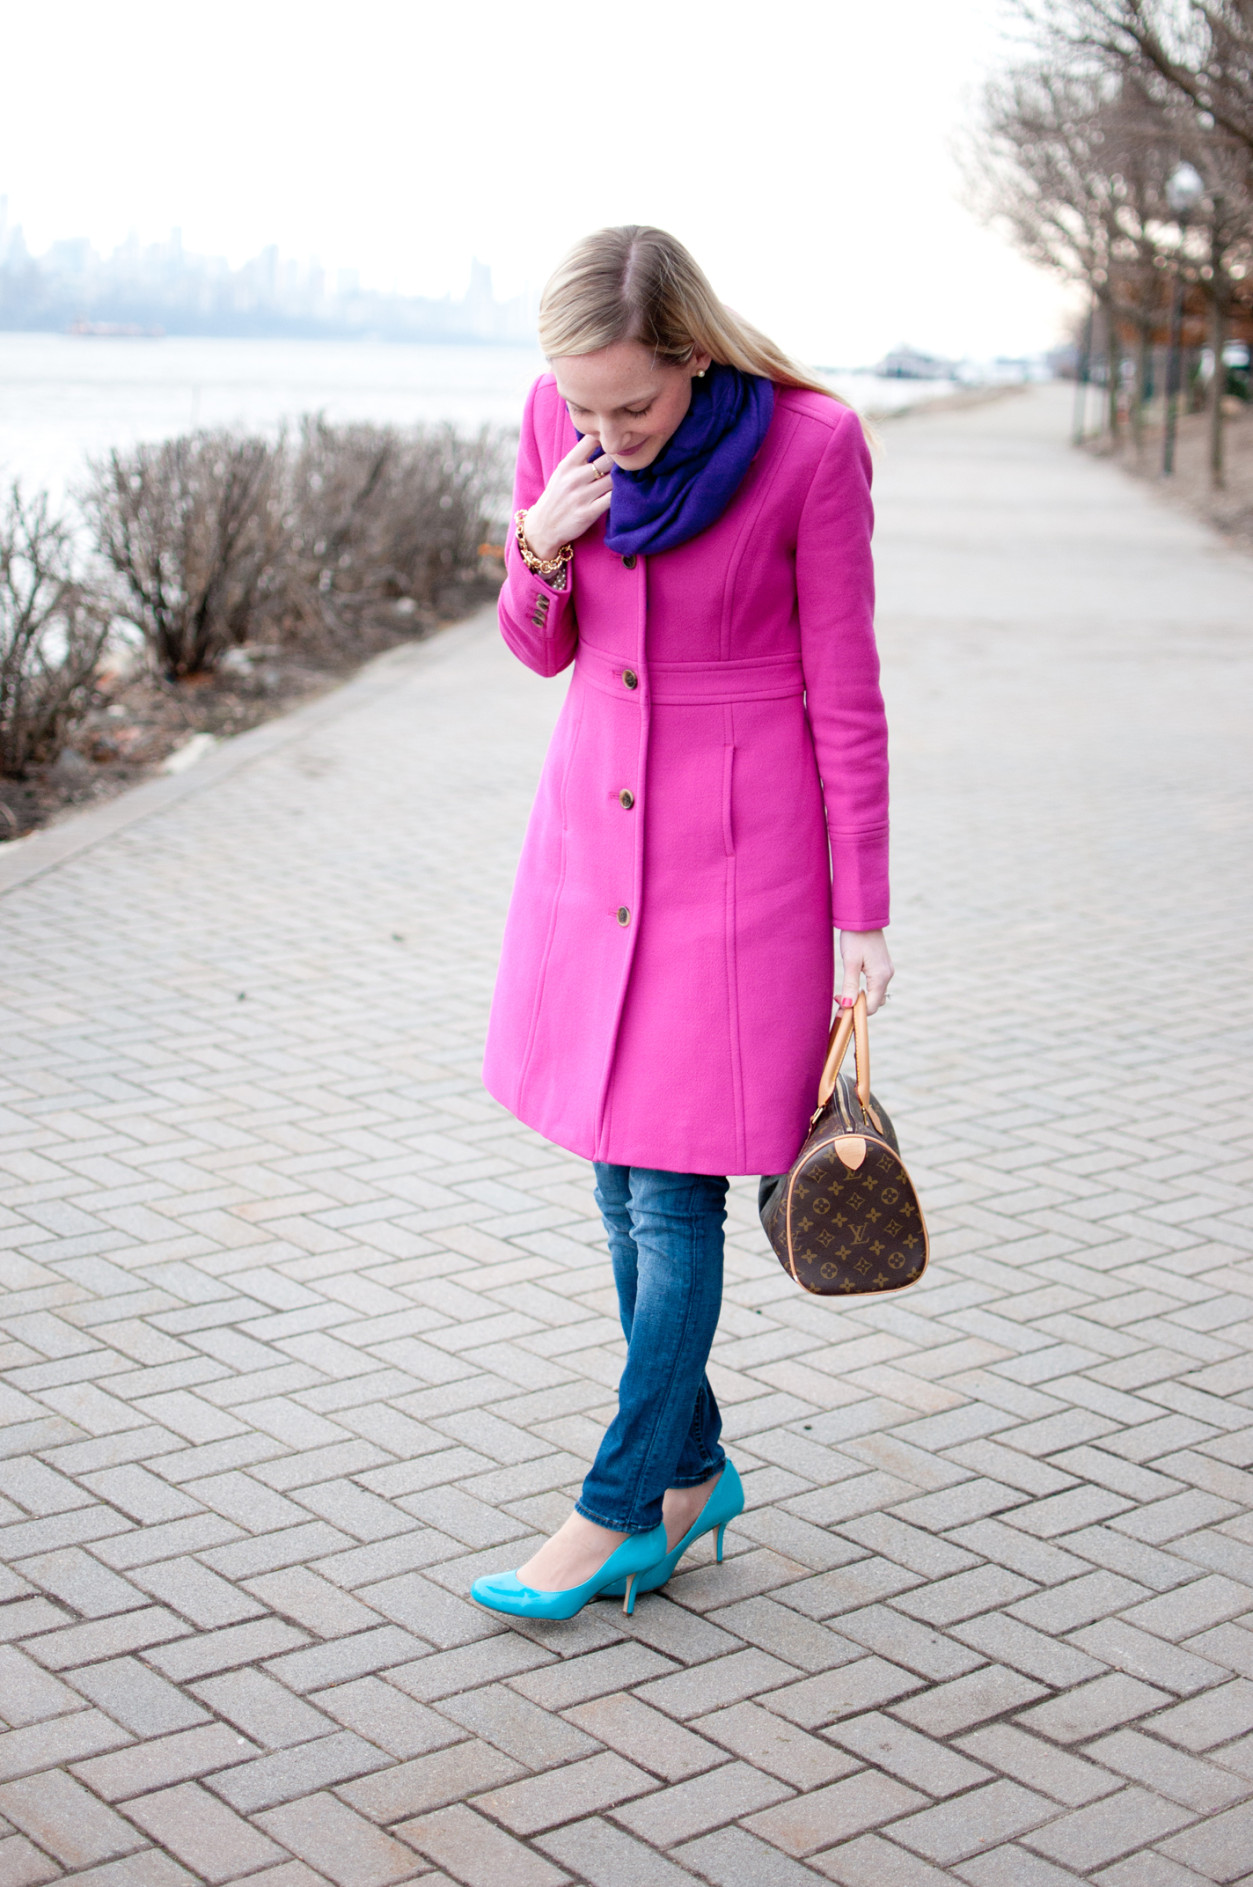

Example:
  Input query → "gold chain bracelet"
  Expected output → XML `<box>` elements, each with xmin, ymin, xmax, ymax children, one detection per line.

<box><xmin>515</xmin><ymin>509</ymin><xmax>574</xmax><ymax>578</ymax></box>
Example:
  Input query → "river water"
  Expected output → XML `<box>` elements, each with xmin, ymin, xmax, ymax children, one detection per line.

<box><xmin>0</xmin><ymin>332</ymin><xmax>961</xmax><ymax>500</ymax></box>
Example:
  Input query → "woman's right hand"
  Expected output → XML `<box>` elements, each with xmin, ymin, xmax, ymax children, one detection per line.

<box><xmin>522</xmin><ymin>434</ymin><xmax>615</xmax><ymax>562</ymax></box>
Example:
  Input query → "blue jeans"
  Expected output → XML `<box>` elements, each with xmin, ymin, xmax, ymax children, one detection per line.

<box><xmin>576</xmin><ymin>1164</ymin><xmax>729</xmax><ymax>1534</ymax></box>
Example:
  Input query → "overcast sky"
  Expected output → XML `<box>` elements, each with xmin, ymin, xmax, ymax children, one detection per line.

<box><xmin>1</xmin><ymin>0</ymin><xmax>1075</xmax><ymax>366</ymax></box>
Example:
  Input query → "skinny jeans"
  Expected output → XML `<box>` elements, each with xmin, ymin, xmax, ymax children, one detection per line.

<box><xmin>576</xmin><ymin>1164</ymin><xmax>728</xmax><ymax>1535</ymax></box>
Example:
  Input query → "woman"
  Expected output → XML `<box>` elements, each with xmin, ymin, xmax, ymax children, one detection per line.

<box><xmin>472</xmin><ymin>227</ymin><xmax>892</xmax><ymax>1622</ymax></box>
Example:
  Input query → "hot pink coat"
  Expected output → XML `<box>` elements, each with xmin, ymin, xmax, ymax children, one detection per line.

<box><xmin>483</xmin><ymin>374</ymin><xmax>889</xmax><ymax>1176</ymax></box>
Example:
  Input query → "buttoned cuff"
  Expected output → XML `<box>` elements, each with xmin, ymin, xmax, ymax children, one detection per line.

<box><xmin>527</xmin><ymin>585</ymin><xmax>554</xmax><ymax>631</ymax></box>
<box><xmin>505</xmin><ymin>533</ymin><xmax>573</xmax><ymax>611</ymax></box>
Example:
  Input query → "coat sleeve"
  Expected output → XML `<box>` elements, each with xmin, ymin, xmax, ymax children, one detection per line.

<box><xmin>795</xmin><ymin>407</ymin><xmax>890</xmax><ymax>931</ymax></box>
<box><xmin>498</xmin><ymin>377</ymin><xmax>578</xmax><ymax>678</ymax></box>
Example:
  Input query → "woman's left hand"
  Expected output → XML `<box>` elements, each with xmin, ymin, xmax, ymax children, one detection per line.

<box><xmin>838</xmin><ymin>929</ymin><xmax>894</xmax><ymax>1015</ymax></box>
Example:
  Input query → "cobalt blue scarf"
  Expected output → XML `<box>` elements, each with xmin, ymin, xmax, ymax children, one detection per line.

<box><xmin>601</xmin><ymin>364</ymin><xmax>774</xmax><ymax>558</ymax></box>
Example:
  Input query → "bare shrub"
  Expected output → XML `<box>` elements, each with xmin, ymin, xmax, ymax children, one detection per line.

<box><xmin>378</xmin><ymin>423</ymin><xmax>511</xmax><ymax>603</ymax></box>
<box><xmin>82</xmin><ymin>431</ymin><xmax>282</xmax><ymax>677</ymax></box>
<box><xmin>0</xmin><ymin>483</ymin><xmax>109</xmax><ymax>777</ymax></box>
<box><xmin>76</xmin><ymin>420</ymin><xmax>511</xmax><ymax>675</ymax></box>
<box><xmin>277</xmin><ymin>419</ymin><xmax>511</xmax><ymax>646</ymax></box>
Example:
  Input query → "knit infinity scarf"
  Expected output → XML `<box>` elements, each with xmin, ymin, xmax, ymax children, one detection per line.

<box><xmin>600</xmin><ymin>363</ymin><xmax>775</xmax><ymax>559</ymax></box>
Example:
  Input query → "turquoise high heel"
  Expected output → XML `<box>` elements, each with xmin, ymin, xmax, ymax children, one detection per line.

<box><xmin>470</xmin><ymin>1521</ymin><xmax>668</xmax><ymax>1621</ymax></box>
<box><xmin>603</xmin><ymin>1460</ymin><xmax>745</xmax><ymax>1599</ymax></box>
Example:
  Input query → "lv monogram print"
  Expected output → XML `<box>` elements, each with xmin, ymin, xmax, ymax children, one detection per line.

<box><xmin>759</xmin><ymin>1076</ymin><xmax>929</xmax><ymax>1298</ymax></box>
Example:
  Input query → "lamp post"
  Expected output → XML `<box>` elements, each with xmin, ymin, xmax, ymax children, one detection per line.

<box><xmin>1163</xmin><ymin>162</ymin><xmax>1205</xmax><ymax>476</ymax></box>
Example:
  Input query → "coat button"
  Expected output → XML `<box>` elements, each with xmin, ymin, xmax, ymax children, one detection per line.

<box><xmin>617</xmin><ymin>907</ymin><xmax>631</xmax><ymax>925</ymax></box>
<box><xmin>618</xmin><ymin>789</ymin><xmax>635</xmax><ymax>810</ymax></box>
<box><xmin>622</xmin><ymin>553</ymin><xmax>637</xmax><ymax>569</ymax></box>
<box><xmin>622</xmin><ymin>670</ymin><xmax>638</xmax><ymax>690</ymax></box>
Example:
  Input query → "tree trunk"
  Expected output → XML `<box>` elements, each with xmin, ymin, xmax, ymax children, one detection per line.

<box><xmin>1209</xmin><ymin>213</ymin><xmax>1228</xmax><ymax>492</ymax></box>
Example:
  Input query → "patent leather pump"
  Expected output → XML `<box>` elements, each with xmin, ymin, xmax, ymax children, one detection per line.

<box><xmin>470</xmin><ymin>1520</ymin><xmax>668</xmax><ymax>1621</ymax></box>
<box><xmin>603</xmin><ymin>1460</ymin><xmax>745</xmax><ymax>1599</ymax></box>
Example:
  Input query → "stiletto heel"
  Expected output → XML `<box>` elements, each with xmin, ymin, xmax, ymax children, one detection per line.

<box><xmin>623</xmin><ymin>1574</ymin><xmax>637</xmax><ymax>1616</ymax></box>
<box><xmin>602</xmin><ymin>1461</ymin><xmax>746</xmax><ymax>1600</ymax></box>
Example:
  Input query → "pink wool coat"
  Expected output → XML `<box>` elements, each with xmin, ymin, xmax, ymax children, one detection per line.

<box><xmin>483</xmin><ymin>373</ymin><xmax>889</xmax><ymax>1176</ymax></box>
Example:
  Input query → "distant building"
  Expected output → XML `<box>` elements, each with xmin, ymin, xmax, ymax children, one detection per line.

<box><xmin>0</xmin><ymin>205</ymin><xmax>536</xmax><ymax>345</ymax></box>
<box><xmin>875</xmin><ymin>344</ymin><xmax>959</xmax><ymax>381</ymax></box>
<box><xmin>0</xmin><ymin>196</ymin><xmax>28</xmax><ymax>267</ymax></box>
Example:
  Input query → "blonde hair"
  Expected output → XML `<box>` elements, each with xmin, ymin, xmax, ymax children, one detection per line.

<box><xmin>538</xmin><ymin>225</ymin><xmax>845</xmax><ymax>405</ymax></box>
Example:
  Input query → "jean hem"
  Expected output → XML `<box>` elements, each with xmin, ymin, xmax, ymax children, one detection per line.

<box><xmin>574</xmin><ymin>1498</ymin><xmax>660</xmax><ymax>1535</ymax></box>
<box><xmin>669</xmin><ymin>1454</ymin><xmax>726</xmax><ymax>1489</ymax></box>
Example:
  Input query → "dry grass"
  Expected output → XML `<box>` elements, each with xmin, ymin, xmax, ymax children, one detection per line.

<box><xmin>1096</xmin><ymin>401</ymin><xmax>1253</xmax><ymax>551</ymax></box>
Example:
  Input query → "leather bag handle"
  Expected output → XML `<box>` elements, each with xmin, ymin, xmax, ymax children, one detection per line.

<box><xmin>817</xmin><ymin>989</ymin><xmax>870</xmax><ymax>1110</ymax></box>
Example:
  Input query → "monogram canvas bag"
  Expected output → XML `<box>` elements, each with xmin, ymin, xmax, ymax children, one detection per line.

<box><xmin>758</xmin><ymin>992</ymin><xmax>928</xmax><ymax>1296</ymax></box>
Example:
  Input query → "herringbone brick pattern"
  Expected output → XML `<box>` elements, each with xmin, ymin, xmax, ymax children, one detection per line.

<box><xmin>1</xmin><ymin>384</ymin><xmax>1251</xmax><ymax>1884</ymax></box>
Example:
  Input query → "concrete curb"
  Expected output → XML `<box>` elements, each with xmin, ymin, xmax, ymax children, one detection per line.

<box><xmin>0</xmin><ymin>607</ymin><xmax>495</xmax><ymax>899</ymax></box>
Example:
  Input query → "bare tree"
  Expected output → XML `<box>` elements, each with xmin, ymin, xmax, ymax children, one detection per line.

<box><xmin>965</xmin><ymin>64</ymin><xmax>1178</xmax><ymax>440</ymax></box>
<box><xmin>1034</xmin><ymin>1</ymin><xmax>1253</xmax><ymax>154</ymax></box>
<box><xmin>0</xmin><ymin>484</ymin><xmax>109</xmax><ymax>777</ymax></box>
<box><xmin>986</xmin><ymin>7</ymin><xmax>1253</xmax><ymax>478</ymax></box>
<box><xmin>1109</xmin><ymin>79</ymin><xmax>1190</xmax><ymax>446</ymax></box>
<box><xmin>82</xmin><ymin>431</ymin><xmax>282</xmax><ymax>677</ymax></box>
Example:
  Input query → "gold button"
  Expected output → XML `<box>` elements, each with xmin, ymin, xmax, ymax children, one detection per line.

<box><xmin>622</xmin><ymin>670</ymin><xmax>638</xmax><ymax>690</ymax></box>
<box><xmin>618</xmin><ymin>789</ymin><xmax>635</xmax><ymax>810</ymax></box>
<box><xmin>623</xmin><ymin>554</ymin><xmax>637</xmax><ymax>569</ymax></box>
<box><xmin>617</xmin><ymin>907</ymin><xmax>631</xmax><ymax>925</ymax></box>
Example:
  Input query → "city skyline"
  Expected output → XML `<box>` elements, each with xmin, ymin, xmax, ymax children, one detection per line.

<box><xmin>0</xmin><ymin>198</ymin><xmax>535</xmax><ymax>344</ymax></box>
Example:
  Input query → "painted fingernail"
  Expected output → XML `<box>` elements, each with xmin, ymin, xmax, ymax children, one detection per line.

<box><xmin>839</xmin><ymin>997</ymin><xmax>855</xmax><ymax>1008</ymax></box>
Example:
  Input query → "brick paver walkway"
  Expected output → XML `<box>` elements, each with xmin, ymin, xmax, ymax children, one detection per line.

<box><xmin>2</xmin><ymin>384</ymin><xmax>1252</xmax><ymax>1886</ymax></box>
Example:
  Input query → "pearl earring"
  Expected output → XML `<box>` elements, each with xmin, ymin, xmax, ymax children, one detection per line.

<box><xmin>696</xmin><ymin>368</ymin><xmax>707</xmax><ymax>378</ymax></box>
